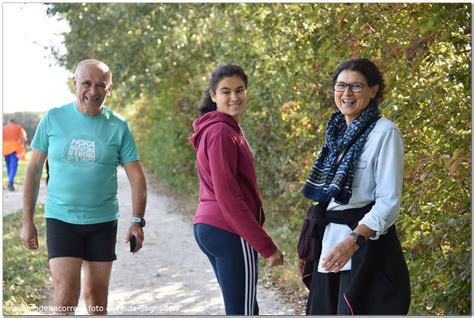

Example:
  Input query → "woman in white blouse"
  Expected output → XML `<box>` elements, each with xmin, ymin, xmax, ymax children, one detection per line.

<box><xmin>301</xmin><ymin>58</ymin><xmax>410</xmax><ymax>315</ymax></box>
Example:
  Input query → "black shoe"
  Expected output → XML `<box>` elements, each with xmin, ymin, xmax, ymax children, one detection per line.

<box><xmin>8</xmin><ymin>183</ymin><xmax>14</xmax><ymax>191</ymax></box>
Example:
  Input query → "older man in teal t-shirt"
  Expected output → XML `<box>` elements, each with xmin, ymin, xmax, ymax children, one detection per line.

<box><xmin>32</xmin><ymin>102</ymin><xmax>138</xmax><ymax>224</ymax></box>
<box><xmin>20</xmin><ymin>59</ymin><xmax>147</xmax><ymax>315</ymax></box>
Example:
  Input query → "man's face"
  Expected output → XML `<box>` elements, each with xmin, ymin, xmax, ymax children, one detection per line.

<box><xmin>73</xmin><ymin>64</ymin><xmax>112</xmax><ymax>115</ymax></box>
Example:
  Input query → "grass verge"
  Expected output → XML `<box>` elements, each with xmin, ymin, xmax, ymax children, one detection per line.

<box><xmin>3</xmin><ymin>204</ymin><xmax>49</xmax><ymax>315</ymax></box>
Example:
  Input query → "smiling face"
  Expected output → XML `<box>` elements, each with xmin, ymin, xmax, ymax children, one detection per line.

<box><xmin>210</xmin><ymin>75</ymin><xmax>247</xmax><ymax>122</ymax></box>
<box><xmin>334</xmin><ymin>70</ymin><xmax>379</xmax><ymax>125</ymax></box>
<box><xmin>73</xmin><ymin>61</ymin><xmax>112</xmax><ymax>116</ymax></box>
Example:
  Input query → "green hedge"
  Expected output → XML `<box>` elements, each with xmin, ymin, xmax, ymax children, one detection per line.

<box><xmin>49</xmin><ymin>3</ymin><xmax>471</xmax><ymax>314</ymax></box>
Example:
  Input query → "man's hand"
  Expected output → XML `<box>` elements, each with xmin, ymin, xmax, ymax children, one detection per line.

<box><xmin>265</xmin><ymin>248</ymin><xmax>284</xmax><ymax>267</ymax></box>
<box><xmin>21</xmin><ymin>221</ymin><xmax>39</xmax><ymax>250</ymax></box>
<box><xmin>126</xmin><ymin>223</ymin><xmax>144</xmax><ymax>254</ymax></box>
<box><xmin>123</xmin><ymin>161</ymin><xmax>147</xmax><ymax>254</ymax></box>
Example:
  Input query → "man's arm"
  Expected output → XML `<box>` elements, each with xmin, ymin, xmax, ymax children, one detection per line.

<box><xmin>21</xmin><ymin>149</ymin><xmax>47</xmax><ymax>250</ymax></box>
<box><xmin>123</xmin><ymin>160</ymin><xmax>147</xmax><ymax>253</ymax></box>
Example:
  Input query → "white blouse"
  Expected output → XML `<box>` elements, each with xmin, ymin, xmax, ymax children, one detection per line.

<box><xmin>317</xmin><ymin>118</ymin><xmax>404</xmax><ymax>273</ymax></box>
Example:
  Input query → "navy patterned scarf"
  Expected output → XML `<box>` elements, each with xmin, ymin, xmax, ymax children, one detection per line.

<box><xmin>303</xmin><ymin>103</ymin><xmax>381</xmax><ymax>204</ymax></box>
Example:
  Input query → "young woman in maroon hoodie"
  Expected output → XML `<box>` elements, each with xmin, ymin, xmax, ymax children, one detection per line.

<box><xmin>189</xmin><ymin>64</ymin><xmax>284</xmax><ymax>315</ymax></box>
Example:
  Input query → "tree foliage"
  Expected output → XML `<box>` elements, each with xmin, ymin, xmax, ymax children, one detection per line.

<box><xmin>48</xmin><ymin>3</ymin><xmax>471</xmax><ymax>314</ymax></box>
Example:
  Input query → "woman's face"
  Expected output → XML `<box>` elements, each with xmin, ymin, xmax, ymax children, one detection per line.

<box><xmin>210</xmin><ymin>76</ymin><xmax>247</xmax><ymax>122</ymax></box>
<box><xmin>334</xmin><ymin>70</ymin><xmax>379</xmax><ymax>125</ymax></box>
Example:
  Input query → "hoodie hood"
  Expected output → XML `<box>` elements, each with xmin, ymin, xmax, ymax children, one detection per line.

<box><xmin>189</xmin><ymin>111</ymin><xmax>240</xmax><ymax>150</ymax></box>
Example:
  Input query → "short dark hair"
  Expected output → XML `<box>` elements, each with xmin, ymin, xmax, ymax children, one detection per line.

<box><xmin>332</xmin><ymin>58</ymin><xmax>385</xmax><ymax>104</ymax></box>
<box><xmin>198</xmin><ymin>64</ymin><xmax>249</xmax><ymax>116</ymax></box>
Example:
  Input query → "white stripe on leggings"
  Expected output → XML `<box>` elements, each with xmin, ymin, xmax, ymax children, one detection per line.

<box><xmin>240</xmin><ymin>238</ymin><xmax>256</xmax><ymax>315</ymax></box>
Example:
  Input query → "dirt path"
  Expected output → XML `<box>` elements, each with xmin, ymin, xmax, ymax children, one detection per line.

<box><xmin>2</xmin><ymin>180</ymin><xmax>47</xmax><ymax>216</ymax></box>
<box><xmin>9</xmin><ymin>167</ymin><xmax>295</xmax><ymax>315</ymax></box>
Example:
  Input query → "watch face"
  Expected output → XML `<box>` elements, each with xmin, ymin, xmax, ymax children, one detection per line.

<box><xmin>351</xmin><ymin>232</ymin><xmax>365</xmax><ymax>246</ymax></box>
<box><xmin>140</xmin><ymin>219</ymin><xmax>146</xmax><ymax>227</ymax></box>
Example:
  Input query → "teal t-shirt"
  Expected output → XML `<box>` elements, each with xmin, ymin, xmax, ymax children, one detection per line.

<box><xmin>32</xmin><ymin>102</ymin><xmax>139</xmax><ymax>224</ymax></box>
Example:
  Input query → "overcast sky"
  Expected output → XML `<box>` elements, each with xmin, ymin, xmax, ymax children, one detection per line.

<box><xmin>3</xmin><ymin>3</ymin><xmax>74</xmax><ymax>114</ymax></box>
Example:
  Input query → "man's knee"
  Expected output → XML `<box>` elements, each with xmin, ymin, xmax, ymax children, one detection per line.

<box><xmin>83</xmin><ymin>284</ymin><xmax>108</xmax><ymax>303</ymax></box>
<box><xmin>53</xmin><ymin>283</ymin><xmax>80</xmax><ymax>313</ymax></box>
<box><xmin>49</xmin><ymin>257</ymin><xmax>82</xmax><ymax>310</ymax></box>
<box><xmin>83</xmin><ymin>286</ymin><xmax>108</xmax><ymax>315</ymax></box>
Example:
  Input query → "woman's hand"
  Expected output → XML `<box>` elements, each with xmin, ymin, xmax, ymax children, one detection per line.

<box><xmin>265</xmin><ymin>248</ymin><xmax>284</xmax><ymax>267</ymax></box>
<box><xmin>322</xmin><ymin>225</ymin><xmax>375</xmax><ymax>272</ymax></box>
<box><xmin>321</xmin><ymin>237</ymin><xmax>358</xmax><ymax>272</ymax></box>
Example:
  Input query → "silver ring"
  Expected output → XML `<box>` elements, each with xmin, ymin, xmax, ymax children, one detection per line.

<box><xmin>335</xmin><ymin>262</ymin><xmax>339</xmax><ymax>267</ymax></box>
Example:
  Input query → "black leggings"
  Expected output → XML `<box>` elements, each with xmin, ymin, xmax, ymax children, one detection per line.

<box><xmin>194</xmin><ymin>223</ymin><xmax>259</xmax><ymax>315</ymax></box>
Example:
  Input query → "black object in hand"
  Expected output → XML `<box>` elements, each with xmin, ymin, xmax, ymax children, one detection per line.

<box><xmin>130</xmin><ymin>235</ymin><xmax>137</xmax><ymax>252</ymax></box>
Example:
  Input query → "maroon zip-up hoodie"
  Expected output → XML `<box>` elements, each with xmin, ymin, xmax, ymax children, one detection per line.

<box><xmin>188</xmin><ymin>111</ymin><xmax>277</xmax><ymax>258</ymax></box>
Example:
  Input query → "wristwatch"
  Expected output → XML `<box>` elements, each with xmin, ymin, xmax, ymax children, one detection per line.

<box><xmin>131</xmin><ymin>217</ymin><xmax>146</xmax><ymax>228</ymax></box>
<box><xmin>349</xmin><ymin>231</ymin><xmax>366</xmax><ymax>247</ymax></box>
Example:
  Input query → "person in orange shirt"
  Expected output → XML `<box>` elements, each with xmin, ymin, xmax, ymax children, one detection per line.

<box><xmin>3</xmin><ymin>118</ymin><xmax>27</xmax><ymax>191</ymax></box>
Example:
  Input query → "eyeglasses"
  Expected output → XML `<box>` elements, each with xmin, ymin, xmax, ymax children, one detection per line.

<box><xmin>334</xmin><ymin>82</ymin><xmax>366</xmax><ymax>93</ymax></box>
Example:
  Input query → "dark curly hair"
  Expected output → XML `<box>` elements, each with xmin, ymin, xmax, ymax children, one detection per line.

<box><xmin>332</xmin><ymin>58</ymin><xmax>385</xmax><ymax>105</ymax></box>
<box><xmin>198</xmin><ymin>64</ymin><xmax>248</xmax><ymax>116</ymax></box>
